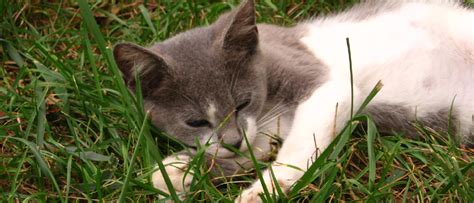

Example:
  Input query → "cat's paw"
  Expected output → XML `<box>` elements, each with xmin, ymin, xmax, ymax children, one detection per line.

<box><xmin>235</xmin><ymin>176</ymin><xmax>290</xmax><ymax>203</ymax></box>
<box><xmin>152</xmin><ymin>154</ymin><xmax>193</xmax><ymax>199</ymax></box>
<box><xmin>235</xmin><ymin>184</ymin><xmax>265</xmax><ymax>203</ymax></box>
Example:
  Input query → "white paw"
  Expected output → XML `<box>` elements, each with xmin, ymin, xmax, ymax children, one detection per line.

<box><xmin>152</xmin><ymin>154</ymin><xmax>193</xmax><ymax>199</ymax></box>
<box><xmin>235</xmin><ymin>184</ymin><xmax>265</xmax><ymax>203</ymax></box>
<box><xmin>235</xmin><ymin>176</ymin><xmax>290</xmax><ymax>203</ymax></box>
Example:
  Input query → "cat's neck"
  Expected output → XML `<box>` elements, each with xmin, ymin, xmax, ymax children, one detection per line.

<box><xmin>257</xmin><ymin>24</ymin><xmax>327</xmax><ymax>106</ymax></box>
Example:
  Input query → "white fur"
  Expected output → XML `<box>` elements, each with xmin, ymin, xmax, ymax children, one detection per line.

<box><xmin>239</xmin><ymin>2</ymin><xmax>473</xmax><ymax>202</ymax></box>
<box><xmin>152</xmin><ymin>154</ymin><xmax>192</xmax><ymax>201</ymax></box>
<box><xmin>207</xmin><ymin>103</ymin><xmax>217</xmax><ymax>125</ymax></box>
<box><xmin>241</xmin><ymin>117</ymin><xmax>258</xmax><ymax>151</ymax></box>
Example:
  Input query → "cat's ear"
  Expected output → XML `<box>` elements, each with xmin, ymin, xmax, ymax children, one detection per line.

<box><xmin>113</xmin><ymin>43</ymin><xmax>169</xmax><ymax>96</ymax></box>
<box><xmin>223</xmin><ymin>0</ymin><xmax>258</xmax><ymax>55</ymax></box>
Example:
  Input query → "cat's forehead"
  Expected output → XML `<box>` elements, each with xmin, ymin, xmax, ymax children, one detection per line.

<box><xmin>151</xmin><ymin>28</ymin><xmax>223</xmax><ymax>65</ymax></box>
<box><xmin>153</xmin><ymin>71</ymin><xmax>234</xmax><ymax>110</ymax></box>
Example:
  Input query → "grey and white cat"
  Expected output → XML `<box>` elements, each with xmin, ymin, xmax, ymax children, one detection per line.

<box><xmin>113</xmin><ymin>0</ymin><xmax>473</xmax><ymax>202</ymax></box>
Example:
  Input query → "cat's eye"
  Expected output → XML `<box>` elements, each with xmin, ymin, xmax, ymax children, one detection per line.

<box><xmin>186</xmin><ymin>119</ymin><xmax>211</xmax><ymax>128</ymax></box>
<box><xmin>236</xmin><ymin>100</ymin><xmax>250</xmax><ymax>111</ymax></box>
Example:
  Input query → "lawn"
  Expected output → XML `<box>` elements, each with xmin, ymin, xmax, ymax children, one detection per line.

<box><xmin>1</xmin><ymin>0</ymin><xmax>473</xmax><ymax>202</ymax></box>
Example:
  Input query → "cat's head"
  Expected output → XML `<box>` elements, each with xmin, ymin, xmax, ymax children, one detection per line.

<box><xmin>113</xmin><ymin>0</ymin><xmax>265</xmax><ymax>158</ymax></box>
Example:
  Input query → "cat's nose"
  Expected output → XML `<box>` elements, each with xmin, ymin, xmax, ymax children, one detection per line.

<box><xmin>231</xmin><ymin>139</ymin><xmax>242</xmax><ymax>149</ymax></box>
<box><xmin>224</xmin><ymin>137</ymin><xmax>242</xmax><ymax>149</ymax></box>
<box><xmin>219</xmin><ymin>130</ymin><xmax>243</xmax><ymax>149</ymax></box>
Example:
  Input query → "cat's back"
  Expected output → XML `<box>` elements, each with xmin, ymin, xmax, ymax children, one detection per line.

<box><xmin>299</xmin><ymin>0</ymin><xmax>473</xmax><ymax>98</ymax></box>
<box><xmin>300</xmin><ymin>0</ymin><xmax>473</xmax><ymax>73</ymax></box>
<box><xmin>297</xmin><ymin>0</ymin><xmax>473</xmax><ymax>137</ymax></box>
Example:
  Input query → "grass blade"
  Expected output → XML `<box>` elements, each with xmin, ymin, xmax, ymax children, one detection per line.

<box><xmin>118</xmin><ymin>112</ymin><xmax>149</xmax><ymax>202</ymax></box>
<box><xmin>77</xmin><ymin>0</ymin><xmax>132</xmax><ymax>108</ymax></box>
<box><xmin>139</xmin><ymin>5</ymin><xmax>157</xmax><ymax>36</ymax></box>
<box><xmin>4</xmin><ymin>137</ymin><xmax>64</xmax><ymax>202</ymax></box>
<box><xmin>366</xmin><ymin>116</ymin><xmax>377</xmax><ymax>190</ymax></box>
<box><xmin>241</xmin><ymin>130</ymin><xmax>272</xmax><ymax>201</ymax></box>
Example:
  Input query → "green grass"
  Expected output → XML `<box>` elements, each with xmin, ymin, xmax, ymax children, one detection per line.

<box><xmin>1</xmin><ymin>0</ymin><xmax>473</xmax><ymax>202</ymax></box>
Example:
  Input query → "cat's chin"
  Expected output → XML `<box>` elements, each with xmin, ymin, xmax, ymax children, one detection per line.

<box><xmin>217</xmin><ymin>152</ymin><xmax>237</xmax><ymax>158</ymax></box>
<box><xmin>207</xmin><ymin>147</ymin><xmax>238</xmax><ymax>158</ymax></box>
<box><xmin>206</xmin><ymin>143</ymin><xmax>256</xmax><ymax>159</ymax></box>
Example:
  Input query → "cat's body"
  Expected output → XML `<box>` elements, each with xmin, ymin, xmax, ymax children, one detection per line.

<box><xmin>113</xmin><ymin>0</ymin><xmax>473</xmax><ymax>202</ymax></box>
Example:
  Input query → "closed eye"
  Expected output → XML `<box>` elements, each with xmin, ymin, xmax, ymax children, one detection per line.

<box><xmin>236</xmin><ymin>100</ymin><xmax>250</xmax><ymax>111</ymax></box>
<box><xmin>186</xmin><ymin>119</ymin><xmax>211</xmax><ymax>128</ymax></box>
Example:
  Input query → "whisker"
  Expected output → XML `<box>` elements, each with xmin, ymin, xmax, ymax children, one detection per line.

<box><xmin>257</xmin><ymin>102</ymin><xmax>289</xmax><ymax>128</ymax></box>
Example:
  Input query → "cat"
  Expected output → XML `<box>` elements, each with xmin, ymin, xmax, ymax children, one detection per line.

<box><xmin>113</xmin><ymin>0</ymin><xmax>473</xmax><ymax>202</ymax></box>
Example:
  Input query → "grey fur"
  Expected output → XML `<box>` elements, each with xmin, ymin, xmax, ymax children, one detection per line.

<box><xmin>258</xmin><ymin>24</ymin><xmax>327</xmax><ymax>104</ymax></box>
<box><xmin>365</xmin><ymin>104</ymin><xmax>459</xmax><ymax>137</ymax></box>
